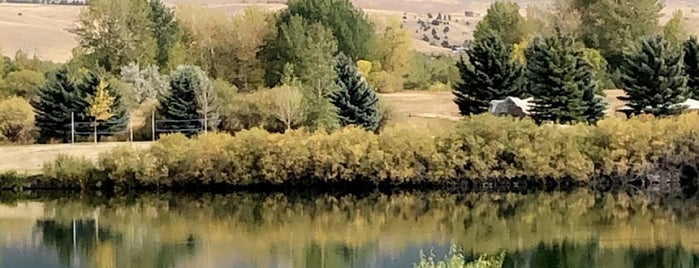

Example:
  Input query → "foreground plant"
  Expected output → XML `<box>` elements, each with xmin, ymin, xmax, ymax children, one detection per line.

<box><xmin>414</xmin><ymin>243</ymin><xmax>505</xmax><ymax>268</ymax></box>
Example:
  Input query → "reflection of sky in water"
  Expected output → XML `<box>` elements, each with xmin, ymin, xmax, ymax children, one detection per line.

<box><xmin>0</xmin><ymin>191</ymin><xmax>699</xmax><ymax>268</ymax></box>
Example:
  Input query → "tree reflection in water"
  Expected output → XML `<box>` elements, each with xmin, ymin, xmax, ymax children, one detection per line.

<box><xmin>0</xmin><ymin>189</ymin><xmax>698</xmax><ymax>267</ymax></box>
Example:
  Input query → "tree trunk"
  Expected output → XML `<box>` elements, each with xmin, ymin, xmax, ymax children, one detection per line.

<box><xmin>94</xmin><ymin>120</ymin><xmax>97</xmax><ymax>143</ymax></box>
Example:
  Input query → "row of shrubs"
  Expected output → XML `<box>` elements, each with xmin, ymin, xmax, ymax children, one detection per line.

<box><xmin>30</xmin><ymin>113</ymin><xmax>699</xmax><ymax>190</ymax></box>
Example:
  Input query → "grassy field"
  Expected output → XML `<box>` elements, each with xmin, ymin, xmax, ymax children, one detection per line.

<box><xmin>0</xmin><ymin>91</ymin><xmax>458</xmax><ymax>174</ymax></box>
<box><xmin>0</xmin><ymin>142</ymin><xmax>151</xmax><ymax>174</ymax></box>
<box><xmin>2</xmin><ymin>0</ymin><xmax>699</xmax><ymax>61</ymax></box>
<box><xmin>0</xmin><ymin>89</ymin><xmax>630</xmax><ymax>174</ymax></box>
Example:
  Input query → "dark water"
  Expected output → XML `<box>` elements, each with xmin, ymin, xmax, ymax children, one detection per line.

<box><xmin>1</xmin><ymin>190</ymin><xmax>699</xmax><ymax>268</ymax></box>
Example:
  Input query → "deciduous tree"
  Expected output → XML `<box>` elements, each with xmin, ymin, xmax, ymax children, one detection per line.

<box><xmin>474</xmin><ymin>1</ymin><xmax>527</xmax><ymax>45</ymax></box>
<box><xmin>86</xmin><ymin>79</ymin><xmax>114</xmax><ymax>142</ymax></box>
<box><xmin>271</xmin><ymin>84</ymin><xmax>304</xmax><ymax>131</ymax></box>
<box><xmin>576</xmin><ymin>0</ymin><xmax>663</xmax><ymax>67</ymax></box>
<box><xmin>263</xmin><ymin>15</ymin><xmax>339</xmax><ymax>130</ymax></box>
<box><xmin>280</xmin><ymin>0</ymin><xmax>376</xmax><ymax>61</ymax></box>
<box><xmin>0</xmin><ymin>96</ymin><xmax>35</xmax><ymax>143</ymax></box>
<box><xmin>0</xmin><ymin>69</ymin><xmax>46</xmax><ymax>100</ymax></box>
<box><xmin>73</xmin><ymin>0</ymin><xmax>156</xmax><ymax>73</ymax></box>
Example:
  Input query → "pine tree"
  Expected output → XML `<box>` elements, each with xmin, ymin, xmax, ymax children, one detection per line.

<box><xmin>31</xmin><ymin>67</ymin><xmax>80</xmax><ymax>143</ymax></box>
<box><xmin>157</xmin><ymin>65</ymin><xmax>218</xmax><ymax>136</ymax></box>
<box><xmin>579</xmin><ymin>58</ymin><xmax>607</xmax><ymax>124</ymax></box>
<box><xmin>330</xmin><ymin>53</ymin><xmax>380</xmax><ymax>131</ymax></box>
<box><xmin>619</xmin><ymin>34</ymin><xmax>688</xmax><ymax>117</ymax></box>
<box><xmin>683</xmin><ymin>36</ymin><xmax>699</xmax><ymax>98</ymax></box>
<box><xmin>525</xmin><ymin>30</ymin><xmax>588</xmax><ymax>124</ymax></box>
<box><xmin>453</xmin><ymin>31</ymin><xmax>524</xmax><ymax>116</ymax></box>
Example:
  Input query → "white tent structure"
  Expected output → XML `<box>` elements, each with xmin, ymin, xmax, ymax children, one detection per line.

<box><xmin>488</xmin><ymin>97</ymin><xmax>534</xmax><ymax>117</ymax></box>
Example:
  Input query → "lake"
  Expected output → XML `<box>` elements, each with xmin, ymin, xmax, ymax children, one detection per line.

<box><xmin>1</xmin><ymin>189</ymin><xmax>699</xmax><ymax>268</ymax></box>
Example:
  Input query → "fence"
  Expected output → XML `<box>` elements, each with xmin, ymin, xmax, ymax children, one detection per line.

<box><xmin>69</xmin><ymin>111</ymin><xmax>213</xmax><ymax>144</ymax></box>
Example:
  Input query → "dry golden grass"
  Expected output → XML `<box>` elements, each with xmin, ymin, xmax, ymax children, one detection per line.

<box><xmin>2</xmin><ymin>0</ymin><xmax>699</xmax><ymax>61</ymax></box>
<box><xmin>0</xmin><ymin>142</ymin><xmax>151</xmax><ymax>174</ymax></box>
<box><xmin>0</xmin><ymin>3</ymin><xmax>79</xmax><ymax>63</ymax></box>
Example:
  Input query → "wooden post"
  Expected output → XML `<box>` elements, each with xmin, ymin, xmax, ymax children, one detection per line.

<box><xmin>71</xmin><ymin>112</ymin><xmax>75</xmax><ymax>144</ymax></box>
<box><xmin>94</xmin><ymin>120</ymin><xmax>97</xmax><ymax>144</ymax></box>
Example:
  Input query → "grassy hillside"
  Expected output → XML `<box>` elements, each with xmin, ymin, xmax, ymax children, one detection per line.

<box><xmin>2</xmin><ymin>0</ymin><xmax>699</xmax><ymax>62</ymax></box>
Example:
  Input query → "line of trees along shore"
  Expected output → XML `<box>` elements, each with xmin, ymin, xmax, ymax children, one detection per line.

<box><xmin>1</xmin><ymin>0</ymin><xmax>699</xmax><ymax>187</ymax></box>
<box><xmin>0</xmin><ymin>0</ymin><xmax>698</xmax><ymax>144</ymax></box>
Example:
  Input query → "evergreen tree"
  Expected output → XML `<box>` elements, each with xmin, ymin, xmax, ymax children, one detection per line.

<box><xmin>31</xmin><ymin>67</ymin><xmax>80</xmax><ymax>143</ymax></box>
<box><xmin>157</xmin><ymin>65</ymin><xmax>218</xmax><ymax>136</ymax></box>
<box><xmin>525</xmin><ymin>30</ymin><xmax>588</xmax><ymax>124</ymax></box>
<box><xmin>619</xmin><ymin>34</ymin><xmax>688</xmax><ymax>117</ymax></box>
<box><xmin>683</xmin><ymin>36</ymin><xmax>699</xmax><ymax>98</ymax></box>
<box><xmin>330</xmin><ymin>53</ymin><xmax>380</xmax><ymax>131</ymax></box>
<box><xmin>148</xmin><ymin>0</ymin><xmax>180</xmax><ymax>69</ymax></box>
<box><xmin>453</xmin><ymin>31</ymin><xmax>524</xmax><ymax>116</ymax></box>
<box><xmin>579</xmin><ymin>57</ymin><xmax>607</xmax><ymax>124</ymax></box>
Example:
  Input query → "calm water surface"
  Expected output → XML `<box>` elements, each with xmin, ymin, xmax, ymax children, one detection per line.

<box><xmin>1</xmin><ymin>190</ymin><xmax>699</xmax><ymax>268</ymax></box>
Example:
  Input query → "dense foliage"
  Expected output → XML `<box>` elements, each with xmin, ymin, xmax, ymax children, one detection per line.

<box><xmin>619</xmin><ymin>35</ymin><xmax>688</xmax><ymax>117</ymax></box>
<box><xmin>683</xmin><ymin>36</ymin><xmax>699</xmax><ymax>98</ymax></box>
<box><xmin>473</xmin><ymin>1</ymin><xmax>526</xmax><ymax>45</ymax></box>
<box><xmin>157</xmin><ymin>65</ymin><xmax>219</xmax><ymax>136</ymax></box>
<box><xmin>331</xmin><ymin>53</ymin><xmax>380</xmax><ymax>131</ymax></box>
<box><xmin>453</xmin><ymin>31</ymin><xmax>524</xmax><ymax>115</ymax></box>
<box><xmin>31</xmin><ymin>67</ymin><xmax>82</xmax><ymax>143</ymax></box>
<box><xmin>525</xmin><ymin>30</ymin><xmax>600</xmax><ymax>124</ymax></box>
<box><xmin>32</xmin><ymin>113</ymin><xmax>699</xmax><ymax>189</ymax></box>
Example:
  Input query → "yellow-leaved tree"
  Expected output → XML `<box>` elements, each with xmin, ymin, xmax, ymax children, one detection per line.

<box><xmin>87</xmin><ymin>79</ymin><xmax>115</xmax><ymax>142</ymax></box>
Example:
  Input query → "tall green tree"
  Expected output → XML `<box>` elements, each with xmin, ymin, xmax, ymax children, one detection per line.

<box><xmin>582</xmin><ymin>48</ymin><xmax>613</xmax><ymax>91</ymax></box>
<box><xmin>664</xmin><ymin>10</ymin><xmax>689</xmax><ymax>47</ymax></box>
<box><xmin>684</xmin><ymin>36</ymin><xmax>699</xmax><ymax>98</ymax></box>
<box><xmin>619</xmin><ymin>34</ymin><xmax>688</xmax><ymax>117</ymax></box>
<box><xmin>148</xmin><ymin>0</ymin><xmax>180</xmax><ymax>70</ymax></box>
<box><xmin>330</xmin><ymin>53</ymin><xmax>380</xmax><ymax>132</ymax></box>
<box><xmin>578</xmin><ymin>57</ymin><xmax>607</xmax><ymax>124</ymax></box>
<box><xmin>453</xmin><ymin>31</ymin><xmax>524</xmax><ymax>116</ymax></box>
<box><xmin>279</xmin><ymin>0</ymin><xmax>375</xmax><ymax>61</ymax></box>
<box><xmin>525</xmin><ymin>30</ymin><xmax>589</xmax><ymax>124</ymax></box>
<box><xmin>262</xmin><ymin>15</ymin><xmax>339</xmax><ymax>130</ymax></box>
<box><xmin>575</xmin><ymin>0</ymin><xmax>663</xmax><ymax>67</ymax></box>
<box><xmin>0</xmin><ymin>69</ymin><xmax>46</xmax><ymax>100</ymax></box>
<box><xmin>73</xmin><ymin>0</ymin><xmax>156</xmax><ymax>73</ymax></box>
<box><xmin>473</xmin><ymin>1</ymin><xmax>527</xmax><ymax>45</ymax></box>
<box><xmin>31</xmin><ymin>67</ymin><xmax>81</xmax><ymax>143</ymax></box>
<box><xmin>157</xmin><ymin>65</ymin><xmax>219</xmax><ymax>136</ymax></box>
